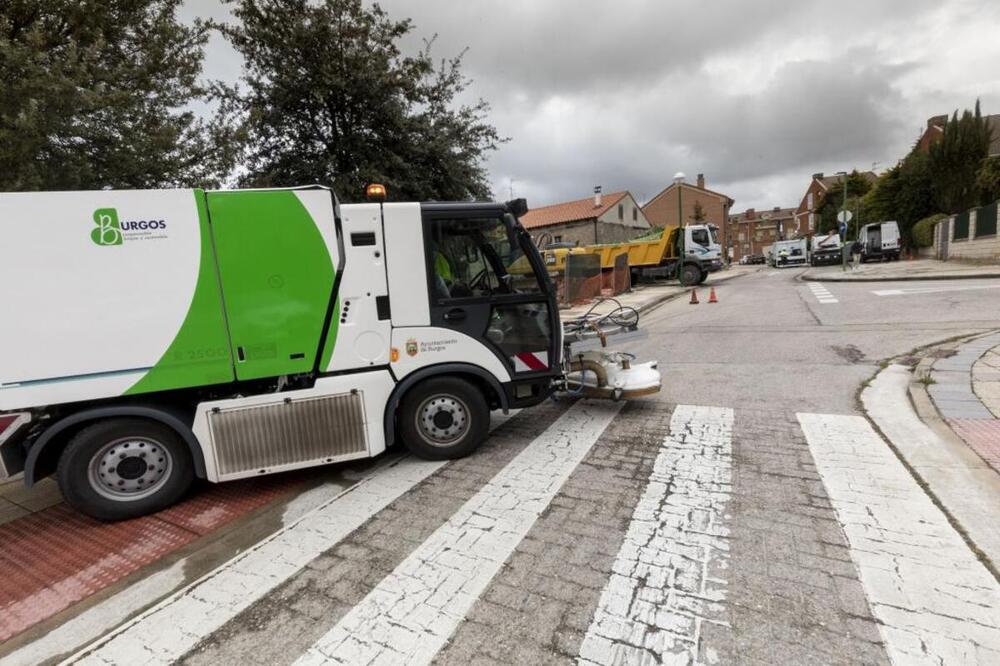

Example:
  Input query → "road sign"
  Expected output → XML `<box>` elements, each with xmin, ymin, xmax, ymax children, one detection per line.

<box><xmin>837</xmin><ymin>210</ymin><xmax>853</xmax><ymax>223</ymax></box>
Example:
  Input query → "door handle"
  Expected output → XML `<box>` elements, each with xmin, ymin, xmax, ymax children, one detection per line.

<box><xmin>443</xmin><ymin>308</ymin><xmax>466</xmax><ymax>322</ymax></box>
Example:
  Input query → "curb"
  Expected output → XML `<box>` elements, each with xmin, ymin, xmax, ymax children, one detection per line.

<box><xmin>861</xmin><ymin>360</ymin><xmax>1000</xmax><ymax>579</ymax></box>
<box><xmin>561</xmin><ymin>267</ymin><xmax>756</xmax><ymax>321</ymax></box>
<box><xmin>802</xmin><ymin>270</ymin><xmax>1000</xmax><ymax>283</ymax></box>
<box><xmin>632</xmin><ymin>268</ymin><xmax>753</xmax><ymax>315</ymax></box>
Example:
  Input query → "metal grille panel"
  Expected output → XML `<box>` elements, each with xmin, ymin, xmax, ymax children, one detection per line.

<box><xmin>208</xmin><ymin>392</ymin><xmax>367</xmax><ymax>478</ymax></box>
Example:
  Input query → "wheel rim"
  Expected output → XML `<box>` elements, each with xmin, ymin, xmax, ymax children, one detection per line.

<box><xmin>87</xmin><ymin>436</ymin><xmax>173</xmax><ymax>501</ymax></box>
<box><xmin>415</xmin><ymin>394</ymin><xmax>470</xmax><ymax>447</ymax></box>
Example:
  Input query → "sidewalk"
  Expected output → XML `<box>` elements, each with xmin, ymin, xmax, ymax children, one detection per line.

<box><xmin>927</xmin><ymin>331</ymin><xmax>1000</xmax><ymax>471</ymax></box>
<box><xmin>560</xmin><ymin>264</ymin><xmax>758</xmax><ymax>320</ymax></box>
<box><xmin>803</xmin><ymin>258</ymin><xmax>1000</xmax><ymax>282</ymax></box>
<box><xmin>861</xmin><ymin>330</ymin><xmax>1000</xmax><ymax>571</ymax></box>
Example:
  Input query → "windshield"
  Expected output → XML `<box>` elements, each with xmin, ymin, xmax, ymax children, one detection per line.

<box><xmin>428</xmin><ymin>215</ymin><xmax>544</xmax><ymax>300</ymax></box>
<box><xmin>709</xmin><ymin>226</ymin><xmax>720</xmax><ymax>245</ymax></box>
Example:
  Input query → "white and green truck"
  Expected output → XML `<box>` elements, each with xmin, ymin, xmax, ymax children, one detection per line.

<box><xmin>0</xmin><ymin>186</ymin><xmax>660</xmax><ymax>520</ymax></box>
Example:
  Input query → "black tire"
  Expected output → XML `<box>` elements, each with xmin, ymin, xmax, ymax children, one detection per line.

<box><xmin>398</xmin><ymin>377</ymin><xmax>490</xmax><ymax>461</ymax></box>
<box><xmin>679</xmin><ymin>263</ymin><xmax>701</xmax><ymax>286</ymax></box>
<box><xmin>697</xmin><ymin>271</ymin><xmax>709</xmax><ymax>284</ymax></box>
<box><xmin>57</xmin><ymin>418</ymin><xmax>194</xmax><ymax>521</ymax></box>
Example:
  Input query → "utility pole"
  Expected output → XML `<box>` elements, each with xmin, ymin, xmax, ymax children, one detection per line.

<box><xmin>674</xmin><ymin>172</ymin><xmax>686</xmax><ymax>283</ymax></box>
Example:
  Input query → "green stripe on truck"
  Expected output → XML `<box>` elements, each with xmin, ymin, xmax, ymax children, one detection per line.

<box><xmin>126</xmin><ymin>190</ymin><xmax>235</xmax><ymax>395</ymax></box>
<box><xmin>207</xmin><ymin>190</ymin><xmax>335</xmax><ymax>381</ymax></box>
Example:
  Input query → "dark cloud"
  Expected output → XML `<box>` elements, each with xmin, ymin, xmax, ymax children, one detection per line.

<box><xmin>187</xmin><ymin>0</ymin><xmax>1000</xmax><ymax>211</ymax></box>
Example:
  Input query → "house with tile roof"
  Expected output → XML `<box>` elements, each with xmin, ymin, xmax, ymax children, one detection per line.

<box><xmin>728</xmin><ymin>206</ymin><xmax>797</xmax><ymax>260</ymax></box>
<box><xmin>520</xmin><ymin>188</ymin><xmax>651</xmax><ymax>247</ymax></box>
<box><xmin>915</xmin><ymin>113</ymin><xmax>1000</xmax><ymax>156</ymax></box>
<box><xmin>793</xmin><ymin>171</ymin><xmax>878</xmax><ymax>235</ymax></box>
<box><xmin>641</xmin><ymin>174</ymin><xmax>734</xmax><ymax>258</ymax></box>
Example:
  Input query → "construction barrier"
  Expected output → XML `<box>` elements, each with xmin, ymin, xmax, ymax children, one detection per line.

<box><xmin>563</xmin><ymin>253</ymin><xmax>602</xmax><ymax>305</ymax></box>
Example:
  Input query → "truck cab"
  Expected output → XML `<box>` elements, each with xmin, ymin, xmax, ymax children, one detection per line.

<box><xmin>810</xmin><ymin>233</ymin><xmax>843</xmax><ymax>266</ymax></box>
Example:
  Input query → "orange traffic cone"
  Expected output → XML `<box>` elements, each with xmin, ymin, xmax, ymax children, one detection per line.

<box><xmin>689</xmin><ymin>289</ymin><xmax>699</xmax><ymax>305</ymax></box>
<box><xmin>708</xmin><ymin>287</ymin><xmax>718</xmax><ymax>303</ymax></box>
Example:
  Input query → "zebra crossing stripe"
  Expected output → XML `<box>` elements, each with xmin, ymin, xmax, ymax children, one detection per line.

<box><xmin>577</xmin><ymin>405</ymin><xmax>734</xmax><ymax>665</ymax></box>
<box><xmin>798</xmin><ymin>413</ymin><xmax>1000</xmax><ymax>665</ymax></box>
<box><xmin>294</xmin><ymin>400</ymin><xmax>624</xmax><ymax>666</ymax></box>
<box><xmin>70</xmin><ymin>455</ymin><xmax>450</xmax><ymax>665</ymax></box>
<box><xmin>808</xmin><ymin>282</ymin><xmax>838</xmax><ymax>304</ymax></box>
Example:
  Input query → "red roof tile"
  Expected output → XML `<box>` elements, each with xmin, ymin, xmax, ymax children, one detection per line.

<box><xmin>520</xmin><ymin>191</ymin><xmax>629</xmax><ymax>230</ymax></box>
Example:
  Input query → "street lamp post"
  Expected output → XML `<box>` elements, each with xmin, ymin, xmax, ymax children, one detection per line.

<box><xmin>837</xmin><ymin>171</ymin><xmax>849</xmax><ymax>272</ymax></box>
<box><xmin>674</xmin><ymin>172</ymin><xmax>686</xmax><ymax>283</ymax></box>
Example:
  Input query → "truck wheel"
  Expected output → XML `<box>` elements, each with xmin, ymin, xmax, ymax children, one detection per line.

<box><xmin>679</xmin><ymin>263</ymin><xmax>701</xmax><ymax>286</ymax></box>
<box><xmin>57</xmin><ymin>418</ymin><xmax>194</xmax><ymax>521</ymax></box>
<box><xmin>398</xmin><ymin>377</ymin><xmax>489</xmax><ymax>461</ymax></box>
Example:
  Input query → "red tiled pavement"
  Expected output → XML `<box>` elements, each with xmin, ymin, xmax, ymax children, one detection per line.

<box><xmin>0</xmin><ymin>474</ymin><xmax>309</xmax><ymax>643</ymax></box>
<box><xmin>950</xmin><ymin>419</ymin><xmax>1000</xmax><ymax>472</ymax></box>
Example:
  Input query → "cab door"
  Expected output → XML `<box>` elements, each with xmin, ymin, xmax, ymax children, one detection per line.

<box><xmin>422</xmin><ymin>207</ymin><xmax>558</xmax><ymax>378</ymax></box>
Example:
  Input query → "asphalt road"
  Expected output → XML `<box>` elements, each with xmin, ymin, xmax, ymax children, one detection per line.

<box><xmin>10</xmin><ymin>268</ymin><xmax>1000</xmax><ymax>666</ymax></box>
<box><xmin>626</xmin><ymin>267</ymin><xmax>1000</xmax><ymax>414</ymax></box>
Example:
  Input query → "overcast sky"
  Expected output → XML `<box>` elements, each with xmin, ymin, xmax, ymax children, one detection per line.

<box><xmin>181</xmin><ymin>0</ymin><xmax>1000</xmax><ymax>212</ymax></box>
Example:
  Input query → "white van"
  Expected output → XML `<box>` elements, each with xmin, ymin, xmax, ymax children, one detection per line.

<box><xmin>860</xmin><ymin>221</ymin><xmax>901</xmax><ymax>262</ymax></box>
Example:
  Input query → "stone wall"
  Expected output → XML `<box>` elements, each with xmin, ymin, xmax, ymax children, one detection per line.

<box><xmin>935</xmin><ymin>204</ymin><xmax>1000</xmax><ymax>263</ymax></box>
<box><xmin>540</xmin><ymin>219</ymin><xmax>649</xmax><ymax>247</ymax></box>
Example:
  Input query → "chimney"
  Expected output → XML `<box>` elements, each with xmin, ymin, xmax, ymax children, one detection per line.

<box><xmin>812</xmin><ymin>172</ymin><xmax>824</xmax><ymax>180</ymax></box>
<box><xmin>773</xmin><ymin>206</ymin><xmax>780</xmax><ymax>212</ymax></box>
<box><xmin>746</xmin><ymin>208</ymin><xmax>755</xmax><ymax>220</ymax></box>
<box><xmin>696</xmin><ymin>173</ymin><xmax>705</xmax><ymax>189</ymax></box>
<box><xmin>593</xmin><ymin>185</ymin><xmax>602</xmax><ymax>208</ymax></box>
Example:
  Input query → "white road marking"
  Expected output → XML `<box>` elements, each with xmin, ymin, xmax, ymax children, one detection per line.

<box><xmin>798</xmin><ymin>413</ymin><xmax>1000</xmax><ymax>665</ymax></box>
<box><xmin>294</xmin><ymin>400</ymin><xmax>624</xmax><ymax>666</ymax></box>
<box><xmin>808</xmin><ymin>282</ymin><xmax>839</xmax><ymax>304</ymax></box>
<box><xmin>0</xmin><ymin>562</ymin><xmax>187</xmax><ymax>666</ymax></box>
<box><xmin>65</xmin><ymin>412</ymin><xmax>520</xmax><ymax>665</ymax></box>
<box><xmin>71</xmin><ymin>456</ymin><xmax>449</xmax><ymax>665</ymax></box>
<box><xmin>873</xmin><ymin>284</ymin><xmax>1000</xmax><ymax>297</ymax></box>
<box><xmin>578</xmin><ymin>405</ymin><xmax>734</xmax><ymax>665</ymax></box>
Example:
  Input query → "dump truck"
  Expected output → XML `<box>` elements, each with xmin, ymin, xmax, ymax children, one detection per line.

<box><xmin>543</xmin><ymin>223</ymin><xmax>723</xmax><ymax>286</ymax></box>
<box><xmin>0</xmin><ymin>185</ymin><xmax>660</xmax><ymax>520</ymax></box>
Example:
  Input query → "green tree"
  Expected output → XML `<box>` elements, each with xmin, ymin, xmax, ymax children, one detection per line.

<box><xmin>690</xmin><ymin>200</ymin><xmax>706</xmax><ymax>222</ymax></box>
<box><xmin>976</xmin><ymin>155</ymin><xmax>1000</xmax><ymax>204</ymax></box>
<box><xmin>815</xmin><ymin>170</ymin><xmax>873</xmax><ymax>234</ymax></box>
<box><xmin>929</xmin><ymin>100</ymin><xmax>993</xmax><ymax>213</ymax></box>
<box><xmin>0</xmin><ymin>0</ymin><xmax>233</xmax><ymax>190</ymax></box>
<box><xmin>860</xmin><ymin>151</ymin><xmax>935</xmax><ymax>244</ymax></box>
<box><xmin>221</xmin><ymin>0</ymin><xmax>503</xmax><ymax>201</ymax></box>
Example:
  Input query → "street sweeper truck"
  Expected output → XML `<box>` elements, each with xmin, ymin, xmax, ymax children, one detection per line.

<box><xmin>0</xmin><ymin>185</ymin><xmax>660</xmax><ymax>520</ymax></box>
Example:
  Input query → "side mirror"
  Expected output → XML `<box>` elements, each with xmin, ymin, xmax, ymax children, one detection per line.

<box><xmin>507</xmin><ymin>198</ymin><xmax>528</xmax><ymax>218</ymax></box>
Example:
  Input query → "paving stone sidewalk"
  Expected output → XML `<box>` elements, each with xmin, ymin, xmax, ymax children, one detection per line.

<box><xmin>804</xmin><ymin>258</ymin><xmax>1000</xmax><ymax>282</ymax></box>
<box><xmin>930</xmin><ymin>331</ymin><xmax>1000</xmax><ymax>472</ymax></box>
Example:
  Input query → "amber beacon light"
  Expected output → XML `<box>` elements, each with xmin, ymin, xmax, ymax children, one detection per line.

<box><xmin>366</xmin><ymin>183</ymin><xmax>387</xmax><ymax>200</ymax></box>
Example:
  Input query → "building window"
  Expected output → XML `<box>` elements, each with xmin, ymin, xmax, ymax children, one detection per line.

<box><xmin>618</xmin><ymin>204</ymin><xmax>624</xmax><ymax>220</ymax></box>
<box><xmin>632</xmin><ymin>208</ymin><xmax>637</xmax><ymax>222</ymax></box>
<box><xmin>807</xmin><ymin>192</ymin><xmax>814</xmax><ymax>209</ymax></box>
<box><xmin>553</xmin><ymin>235</ymin><xmax>562</xmax><ymax>243</ymax></box>
<box><xmin>808</xmin><ymin>213</ymin><xmax>814</xmax><ymax>231</ymax></box>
